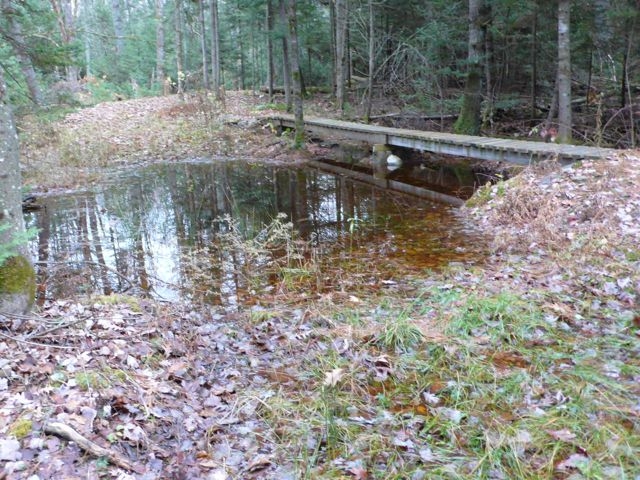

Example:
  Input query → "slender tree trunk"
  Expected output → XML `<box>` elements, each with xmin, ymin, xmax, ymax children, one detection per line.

<box><xmin>530</xmin><ymin>4</ymin><xmax>538</xmax><ymax>120</ymax></box>
<box><xmin>198</xmin><ymin>0</ymin><xmax>209</xmax><ymax>89</ymax></box>
<box><xmin>234</xmin><ymin>0</ymin><xmax>245</xmax><ymax>90</ymax></box>
<box><xmin>557</xmin><ymin>0</ymin><xmax>572</xmax><ymax>142</ymax></box>
<box><xmin>482</xmin><ymin>2</ymin><xmax>494</xmax><ymax>129</ymax></box>
<box><xmin>1</xmin><ymin>0</ymin><xmax>43</xmax><ymax>105</ymax></box>
<box><xmin>285</xmin><ymin>0</ymin><xmax>304</xmax><ymax>147</ymax></box>
<box><xmin>364</xmin><ymin>0</ymin><xmax>374</xmax><ymax>123</ymax></box>
<box><xmin>266</xmin><ymin>0</ymin><xmax>275</xmax><ymax>101</ymax></box>
<box><xmin>49</xmin><ymin>0</ymin><xmax>79</xmax><ymax>84</ymax></box>
<box><xmin>335</xmin><ymin>0</ymin><xmax>348</xmax><ymax>112</ymax></box>
<box><xmin>0</xmin><ymin>71</ymin><xmax>36</xmax><ymax>315</ymax></box>
<box><xmin>210</xmin><ymin>0</ymin><xmax>221</xmax><ymax>98</ymax></box>
<box><xmin>279</xmin><ymin>0</ymin><xmax>292</xmax><ymax>111</ymax></box>
<box><xmin>454</xmin><ymin>0</ymin><xmax>485</xmax><ymax>135</ymax></box>
<box><xmin>111</xmin><ymin>0</ymin><xmax>124</xmax><ymax>60</ymax></box>
<box><xmin>174</xmin><ymin>0</ymin><xmax>184</xmax><ymax>95</ymax></box>
<box><xmin>155</xmin><ymin>0</ymin><xmax>165</xmax><ymax>90</ymax></box>
<box><xmin>329</xmin><ymin>0</ymin><xmax>337</xmax><ymax>96</ymax></box>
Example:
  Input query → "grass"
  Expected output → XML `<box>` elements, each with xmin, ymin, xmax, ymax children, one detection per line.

<box><xmin>251</xmin><ymin>269</ymin><xmax>640</xmax><ymax>478</ymax></box>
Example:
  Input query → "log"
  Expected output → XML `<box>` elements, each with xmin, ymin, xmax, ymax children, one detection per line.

<box><xmin>44</xmin><ymin>422</ymin><xmax>145</xmax><ymax>474</ymax></box>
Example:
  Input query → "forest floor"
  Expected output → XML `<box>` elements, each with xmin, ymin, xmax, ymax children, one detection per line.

<box><xmin>2</xmin><ymin>92</ymin><xmax>639</xmax><ymax>479</ymax></box>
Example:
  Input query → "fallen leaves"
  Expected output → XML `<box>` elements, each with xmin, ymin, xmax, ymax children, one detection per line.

<box><xmin>323</xmin><ymin>368</ymin><xmax>345</xmax><ymax>387</ymax></box>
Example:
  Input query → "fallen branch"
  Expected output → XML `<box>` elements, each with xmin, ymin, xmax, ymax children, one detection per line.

<box><xmin>0</xmin><ymin>330</ymin><xmax>75</xmax><ymax>349</ymax></box>
<box><xmin>43</xmin><ymin>422</ymin><xmax>145</xmax><ymax>474</ymax></box>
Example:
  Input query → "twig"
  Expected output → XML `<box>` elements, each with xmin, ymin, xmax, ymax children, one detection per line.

<box><xmin>43</xmin><ymin>422</ymin><xmax>145</xmax><ymax>474</ymax></box>
<box><xmin>0</xmin><ymin>310</ymin><xmax>44</xmax><ymax>323</ymax></box>
<box><xmin>0</xmin><ymin>330</ymin><xmax>75</xmax><ymax>349</ymax></box>
<box><xmin>25</xmin><ymin>317</ymin><xmax>86</xmax><ymax>340</ymax></box>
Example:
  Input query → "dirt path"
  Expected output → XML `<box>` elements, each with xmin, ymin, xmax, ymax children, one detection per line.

<box><xmin>18</xmin><ymin>92</ymin><xmax>308</xmax><ymax>193</ymax></box>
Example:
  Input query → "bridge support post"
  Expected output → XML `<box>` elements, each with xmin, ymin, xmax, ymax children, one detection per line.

<box><xmin>372</xmin><ymin>144</ymin><xmax>391</xmax><ymax>179</ymax></box>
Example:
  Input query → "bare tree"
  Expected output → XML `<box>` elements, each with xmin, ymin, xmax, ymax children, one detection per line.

<box><xmin>335</xmin><ymin>0</ymin><xmax>348</xmax><ymax>112</ymax></box>
<box><xmin>198</xmin><ymin>0</ymin><xmax>209</xmax><ymax>89</ymax></box>
<box><xmin>557</xmin><ymin>0</ymin><xmax>572</xmax><ymax>142</ymax></box>
<box><xmin>111</xmin><ymin>0</ymin><xmax>124</xmax><ymax>59</ymax></box>
<box><xmin>279</xmin><ymin>0</ymin><xmax>292</xmax><ymax>110</ymax></box>
<box><xmin>174</xmin><ymin>0</ymin><xmax>184</xmax><ymax>95</ymax></box>
<box><xmin>285</xmin><ymin>0</ymin><xmax>304</xmax><ymax>147</ymax></box>
<box><xmin>156</xmin><ymin>0</ymin><xmax>165</xmax><ymax>90</ymax></box>
<box><xmin>210</xmin><ymin>0</ymin><xmax>222</xmax><ymax>99</ymax></box>
<box><xmin>363</xmin><ymin>0</ymin><xmax>374</xmax><ymax>122</ymax></box>
<box><xmin>266</xmin><ymin>0</ymin><xmax>275</xmax><ymax>101</ymax></box>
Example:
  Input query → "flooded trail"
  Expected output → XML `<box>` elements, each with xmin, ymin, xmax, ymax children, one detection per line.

<box><xmin>25</xmin><ymin>159</ymin><xmax>486</xmax><ymax>307</ymax></box>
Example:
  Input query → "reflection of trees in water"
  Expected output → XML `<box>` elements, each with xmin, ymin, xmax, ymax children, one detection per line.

<box><xmin>27</xmin><ymin>161</ymin><xmax>462</xmax><ymax>306</ymax></box>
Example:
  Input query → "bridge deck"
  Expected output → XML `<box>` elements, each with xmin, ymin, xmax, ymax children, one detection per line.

<box><xmin>271</xmin><ymin>115</ymin><xmax>616</xmax><ymax>165</ymax></box>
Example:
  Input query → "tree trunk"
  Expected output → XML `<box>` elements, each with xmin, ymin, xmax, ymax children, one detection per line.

<box><xmin>454</xmin><ymin>0</ymin><xmax>484</xmax><ymax>135</ymax></box>
<box><xmin>174</xmin><ymin>0</ymin><xmax>184</xmax><ymax>95</ymax></box>
<box><xmin>334</xmin><ymin>0</ymin><xmax>348</xmax><ymax>112</ymax></box>
<box><xmin>155</xmin><ymin>0</ymin><xmax>165</xmax><ymax>90</ymax></box>
<box><xmin>49</xmin><ymin>0</ymin><xmax>79</xmax><ymax>84</ymax></box>
<box><xmin>557</xmin><ymin>0</ymin><xmax>572</xmax><ymax>143</ymax></box>
<box><xmin>530</xmin><ymin>4</ymin><xmax>538</xmax><ymax>120</ymax></box>
<box><xmin>285</xmin><ymin>0</ymin><xmax>304</xmax><ymax>148</ymax></box>
<box><xmin>266</xmin><ymin>0</ymin><xmax>275</xmax><ymax>101</ymax></box>
<box><xmin>279</xmin><ymin>0</ymin><xmax>292</xmax><ymax>111</ymax></box>
<box><xmin>198</xmin><ymin>0</ymin><xmax>209</xmax><ymax>89</ymax></box>
<box><xmin>1</xmin><ymin>0</ymin><xmax>43</xmax><ymax>105</ymax></box>
<box><xmin>329</xmin><ymin>0</ymin><xmax>336</xmax><ymax>97</ymax></box>
<box><xmin>0</xmin><ymin>71</ymin><xmax>35</xmax><ymax>315</ymax></box>
<box><xmin>364</xmin><ymin>0</ymin><xmax>374</xmax><ymax>123</ymax></box>
<box><xmin>210</xmin><ymin>0</ymin><xmax>222</xmax><ymax>99</ymax></box>
<box><xmin>111</xmin><ymin>0</ymin><xmax>124</xmax><ymax>60</ymax></box>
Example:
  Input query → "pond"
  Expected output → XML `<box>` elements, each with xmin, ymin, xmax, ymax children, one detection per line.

<box><xmin>25</xmin><ymin>159</ymin><xmax>487</xmax><ymax>309</ymax></box>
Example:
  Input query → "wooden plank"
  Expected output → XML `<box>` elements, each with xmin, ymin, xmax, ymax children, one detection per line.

<box><xmin>272</xmin><ymin>114</ymin><xmax>616</xmax><ymax>164</ymax></box>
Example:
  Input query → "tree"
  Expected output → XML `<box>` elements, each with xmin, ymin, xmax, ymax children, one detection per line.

<box><xmin>266</xmin><ymin>0</ymin><xmax>275</xmax><ymax>101</ymax></box>
<box><xmin>156</xmin><ymin>0</ymin><xmax>166</xmax><ymax>90</ymax></box>
<box><xmin>363</xmin><ymin>0</ymin><xmax>374</xmax><ymax>122</ymax></box>
<box><xmin>334</xmin><ymin>0</ymin><xmax>348</xmax><ymax>112</ymax></box>
<box><xmin>279</xmin><ymin>0</ymin><xmax>292</xmax><ymax>110</ymax></box>
<box><xmin>198</xmin><ymin>0</ymin><xmax>209</xmax><ymax>89</ymax></box>
<box><xmin>557</xmin><ymin>0</ymin><xmax>572</xmax><ymax>143</ymax></box>
<box><xmin>49</xmin><ymin>0</ymin><xmax>80</xmax><ymax>83</ymax></box>
<box><xmin>210</xmin><ymin>0</ymin><xmax>222</xmax><ymax>99</ymax></box>
<box><xmin>285</xmin><ymin>0</ymin><xmax>304</xmax><ymax>147</ymax></box>
<box><xmin>0</xmin><ymin>0</ymin><xmax>43</xmax><ymax>105</ymax></box>
<box><xmin>174</xmin><ymin>0</ymin><xmax>184</xmax><ymax>95</ymax></box>
<box><xmin>0</xmin><ymin>69</ymin><xmax>35</xmax><ymax>315</ymax></box>
<box><xmin>454</xmin><ymin>0</ymin><xmax>485</xmax><ymax>135</ymax></box>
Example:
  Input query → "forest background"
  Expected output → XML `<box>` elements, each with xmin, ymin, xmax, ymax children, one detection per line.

<box><xmin>0</xmin><ymin>0</ymin><xmax>638</xmax><ymax>147</ymax></box>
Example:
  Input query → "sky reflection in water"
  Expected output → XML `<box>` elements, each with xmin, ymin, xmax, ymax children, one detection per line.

<box><xmin>26</xmin><ymin>160</ymin><xmax>486</xmax><ymax>309</ymax></box>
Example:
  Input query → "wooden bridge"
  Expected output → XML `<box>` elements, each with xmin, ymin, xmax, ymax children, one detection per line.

<box><xmin>271</xmin><ymin>114</ymin><xmax>616</xmax><ymax>165</ymax></box>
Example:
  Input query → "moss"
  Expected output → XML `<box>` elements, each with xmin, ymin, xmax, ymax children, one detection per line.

<box><xmin>0</xmin><ymin>254</ymin><xmax>36</xmax><ymax>311</ymax></box>
<box><xmin>94</xmin><ymin>293</ymin><xmax>142</xmax><ymax>312</ymax></box>
<box><xmin>9</xmin><ymin>418</ymin><xmax>33</xmax><ymax>439</ymax></box>
<box><xmin>75</xmin><ymin>372</ymin><xmax>110</xmax><ymax>390</ymax></box>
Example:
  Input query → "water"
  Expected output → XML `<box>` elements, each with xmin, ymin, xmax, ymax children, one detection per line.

<box><xmin>25</xmin><ymin>160</ymin><xmax>486</xmax><ymax>308</ymax></box>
